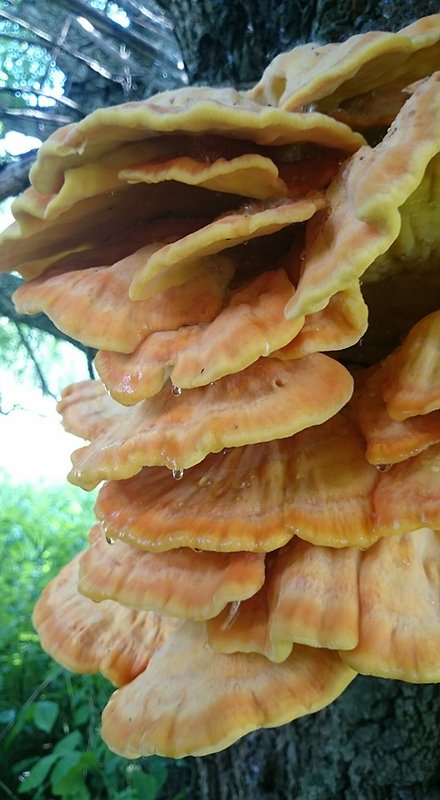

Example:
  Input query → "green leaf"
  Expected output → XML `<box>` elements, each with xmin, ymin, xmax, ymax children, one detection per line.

<box><xmin>73</xmin><ymin>703</ymin><xmax>90</xmax><ymax>726</ymax></box>
<box><xmin>52</xmin><ymin>769</ymin><xmax>89</xmax><ymax>798</ymax></box>
<box><xmin>0</xmin><ymin>708</ymin><xmax>15</xmax><ymax>724</ymax></box>
<box><xmin>50</xmin><ymin>752</ymin><xmax>82</xmax><ymax>784</ymax></box>
<box><xmin>132</xmin><ymin>771</ymin><xmax>164</xmax><ymax>800</ymax></box>
<box><xmin>33</xmin><ymin>700</ymin><xmax>60</xmax><ymax>733</ymax></box>
<box><xmin>18</xmin><ymin>754</ymin><xmax>59</xmax><ymax>793</ymax></box>
<box><xmin>53</xmin><ymin>730</ymin><xmax>83</xmax><ymax>755</ymax></box>
<box><xmin>51</xmin><ymin>752</ymin><xmax>96</xmax><ymax>797</ymax></box>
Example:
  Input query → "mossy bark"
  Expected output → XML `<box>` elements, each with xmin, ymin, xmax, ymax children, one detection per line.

<box><xmin>159</xmin><ymin>677</ymin><xmax>440</xmax><ymax>799</ymax></box>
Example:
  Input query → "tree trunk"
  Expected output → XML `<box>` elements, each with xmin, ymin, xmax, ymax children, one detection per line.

<box><xmin>162</xmin><ymin>0</ymin><xmax>440</xmax><ymax>85</ymax></box>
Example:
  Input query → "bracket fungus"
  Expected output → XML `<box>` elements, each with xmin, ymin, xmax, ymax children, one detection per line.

<box><xmin>79</xmin><ymin>525</ymin><xmax>266</xmax><ymax>621</ymax></box>
<box><xmin>33</xmin><ymin>547</ymin><xmax>176</xmax><ymax>687</ymax></box>
<box><xmin>2</xmin><ymin>13</ymin><xmax>440</xmax><ymax>759</ymax></box>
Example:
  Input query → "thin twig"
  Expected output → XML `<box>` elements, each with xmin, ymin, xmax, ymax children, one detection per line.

<box><xmin>40</xmin><ymin>14</ymin><xmax>72</xmax><ymax>89</ymax></box>
<box><xmin>14</xmin><ymin>322</ymin><xmax>56</xmax><ymax>398</ymax></box>
<box><xmin>121</xmin><ymin>0</ymin><xmax>173</xmax><ymax>30</ymax></box>
<box><xmin>0</xmin><ymin>107</ymin><xmax>74</xmax><ymax>125</ymax></box>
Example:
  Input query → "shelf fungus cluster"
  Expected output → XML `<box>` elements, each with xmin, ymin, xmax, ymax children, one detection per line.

<box><xmin>2</xmin><ymin>13</ymin><xmax>440</xmax><ymax>759</ymax></box>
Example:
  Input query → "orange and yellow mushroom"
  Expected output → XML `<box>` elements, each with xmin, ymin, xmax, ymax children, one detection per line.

<box><xmin>1</xmin><ymin>13</ymin><xmax>440</xmax><ymax>759</ymax></box>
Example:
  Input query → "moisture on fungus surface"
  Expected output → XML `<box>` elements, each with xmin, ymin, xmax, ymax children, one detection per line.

<box><xmin>2</xmin><ymin>13</ymin><xmax>440</xmax><ymax>759</ymax></box>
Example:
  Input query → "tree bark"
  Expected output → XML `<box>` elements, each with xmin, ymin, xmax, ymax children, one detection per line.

<box><xmin>164</xmin><ymin>0</ymin><xmax>440</xmax><ymax>85</ymax></box>
<box><xmin>0</xmin><ymin>152</ymin><xmax>35</xmax><ymax>203</ymax></box>
<box><xmin>161</xmin><ymin>0</ymin><xmax>314</xmax><ymax>86</ymax></box>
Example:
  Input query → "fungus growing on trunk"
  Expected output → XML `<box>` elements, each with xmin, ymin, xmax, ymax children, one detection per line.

<box><xmin>2</xmin><ymin>13</ymin><xmax>440</xmax><ymax>759</ymax></box>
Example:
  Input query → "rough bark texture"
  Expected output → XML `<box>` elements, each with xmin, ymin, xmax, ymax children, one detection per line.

<box><xmin>158</xmin><ymin>0</ymin><xmax>312</xmax><ymax>85</ymax></box>
<box><xmin>162</xmin><ymin>0</ymin><xmax>440</xmax><ymax>85</ymax></box>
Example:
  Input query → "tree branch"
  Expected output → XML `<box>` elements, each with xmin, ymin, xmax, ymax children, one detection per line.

<box><xmin>0</xmin><ymin>84</ymin><xmax>83</xmax><ymax>112</ymax></box>
<box><xmin>0</xmin><ymin>152</ymin><xmax>36</xmax><ymax>201</ymax></box>
<box><xmin>14</xmin><ymin>321</ymin><xmax>55</xmax><ymax>397</ymax></box>
<box><xmin>56</xmin><ymin>0</ymin><xmax>172</xmax><ymax>61</ymax></box>
<box><xmin>71</xmin><ymin>15</ymin><xmax>142</xmax><ymax>73</ymax></box>
<box><xmin>1</xmin><ymin>107</ymin><xmax>74</xmax><ymax>125</ymax></box>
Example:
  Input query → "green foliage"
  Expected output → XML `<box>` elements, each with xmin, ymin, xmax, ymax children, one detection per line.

<box><xmin>0</xmin><ymin>479</ymin><xmax>177</xmax><ymax>799</ymax></box>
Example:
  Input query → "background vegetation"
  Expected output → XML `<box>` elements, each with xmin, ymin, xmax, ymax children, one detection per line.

<box><xmin>0</xmin><ymin>477</ymin><xmax>187</xmax><ymax>799</ymax></box>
